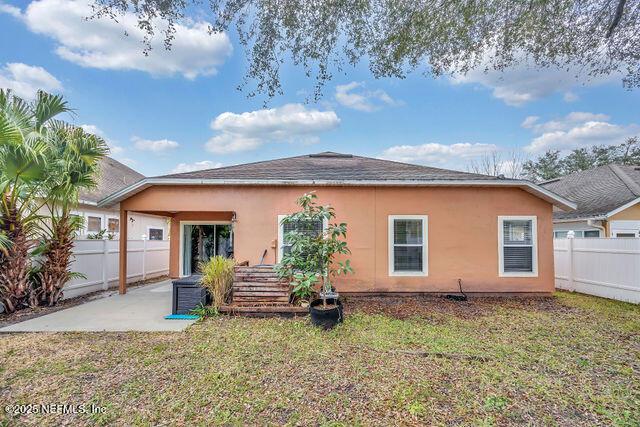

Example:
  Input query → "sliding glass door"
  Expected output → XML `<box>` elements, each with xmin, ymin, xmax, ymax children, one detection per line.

<box><xmin>182</xmin><ymin>224</ymin><xmax>233</xmax><ymax>276</ymax></box>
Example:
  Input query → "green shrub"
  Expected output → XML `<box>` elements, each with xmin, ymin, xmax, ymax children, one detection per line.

<box><xmin>275</xmin><ymin>192</ymin><xmax>353</xmax><ymax>306</ymax></box>
<box><xmin>199</xmin><ymin>256</ymin><xmax>235</xmax><ymax>309</ymax></box>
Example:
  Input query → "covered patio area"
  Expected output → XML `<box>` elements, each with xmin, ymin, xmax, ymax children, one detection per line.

<box><xmin>118</xmin><ymin>209</ymin><xmax>237</xmax><ymax>294</ymax></box>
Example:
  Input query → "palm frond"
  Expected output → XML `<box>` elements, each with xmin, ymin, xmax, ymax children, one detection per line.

<box><xmin>0</xmin><ymin>90</ymin><xmax>31</xmax><ymax>148</ymax></box>
<box><xmin>0</xmin><ymin>231</ymin><xmax>10</xmax><ymax>256</ymax></box>
<box><xmin>34</xmin><ymin>91</ymin><xmax>72</xmax><ymax>131</ymax></box>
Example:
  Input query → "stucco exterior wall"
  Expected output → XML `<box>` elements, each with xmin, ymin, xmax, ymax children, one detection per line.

<box><xmin>121</xmin><ymin>185</ymin><xmax>555</xmax><ymax>294</ymax></box>
<box><xmin>605</xmin><ymin>202</ymin><xmax>640</xmax><ymax>236</ymax></box>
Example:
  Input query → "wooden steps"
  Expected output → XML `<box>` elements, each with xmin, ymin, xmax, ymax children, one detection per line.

<box><xmin>231</xmin><ymin>265</ymin><xmax>291</xmax><ymax>307</ymax></box>
<box><xmin>219</xmin><ymin>304</ymin><xmax>308</xmax><ymax>317</ymax></box>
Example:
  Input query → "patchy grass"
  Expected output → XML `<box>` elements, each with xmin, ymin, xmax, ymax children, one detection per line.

<box><xmin>1</xmin><ymin>291</ymin><xmax>638</xmax><ymax>426</ymax></box>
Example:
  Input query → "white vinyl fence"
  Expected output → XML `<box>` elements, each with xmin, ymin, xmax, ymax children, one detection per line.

<box><xmin>554</xmin><ymin>238</ymin><xmax>640</xmax><ymax>304</ymax></box>
<box><xmin>64</xmin><ymin>239</ymin><xmax>170</xmax><ymax>299</ymax></box>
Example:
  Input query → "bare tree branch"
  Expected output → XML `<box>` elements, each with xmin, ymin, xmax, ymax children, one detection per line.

<box><xmin>607</xmin><ymin>0</ymin><xmax>627</xmax><ymax>38</ymax></box>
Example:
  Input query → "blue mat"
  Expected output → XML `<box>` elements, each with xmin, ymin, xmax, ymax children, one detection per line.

<box><xmin>164</xmin><ymin>314</ymin><xmax>199</xmax><ymax>320</ymax></box>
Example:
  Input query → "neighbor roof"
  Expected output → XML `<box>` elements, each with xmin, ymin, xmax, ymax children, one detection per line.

<box><xmin>98</xmin><ymin>152</ymin><xmax>576</xmax><ymax>210</ymax></box>
<box><xmin>541</xmin><ymin>164</ymin><xmax>640</xmax><ymax>220</ymax></box>
<box><xmin>80</xmin><ymin>157</ymin><xmax>145</xmax><ymax>204</ymax></box>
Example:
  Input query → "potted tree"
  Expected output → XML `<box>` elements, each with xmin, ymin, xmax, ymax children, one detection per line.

<box><xmin>276</xmin><ymin>192</ymin><xmax>353</xmax><ymax>329</ymax></box>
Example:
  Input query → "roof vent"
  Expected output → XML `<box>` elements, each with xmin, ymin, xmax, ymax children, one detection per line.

<box><xmin>308</xmin><ymin>152</ymin><xmax>353</xmax><ymax>159</ymax></box>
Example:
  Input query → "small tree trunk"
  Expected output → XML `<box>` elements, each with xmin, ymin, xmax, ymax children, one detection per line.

<box><xmin>0</xmin><ymin>208</ymin><xmax>32</xmax><ymax>313</ymax></box>
<box><xmin>37</xmin><ymin>217</ymin><xmax>74</xmax><ymax>306</ymax></box>
<box><xmin>322</xmin><ymin>270</ymin><xmax>329</xmax><ymax>308</ymax></box>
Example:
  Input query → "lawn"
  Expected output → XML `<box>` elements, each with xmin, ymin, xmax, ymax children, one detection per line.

<box><xmin>1</xmin><ymin>292</ymin><xmax>638</xmax><ymax>426</ymax></box>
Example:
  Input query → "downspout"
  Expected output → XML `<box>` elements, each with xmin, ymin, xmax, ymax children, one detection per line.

<box><xmin>587</xmin><ymin>219</ymin><xmax>606</xmax><ymax>237</ymax></box>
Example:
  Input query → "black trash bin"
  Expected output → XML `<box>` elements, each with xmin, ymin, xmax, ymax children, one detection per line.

<box><xmin>172</xmin><ymin>275</ymin><xmax>208</xmax><ymax>315</ymax></box>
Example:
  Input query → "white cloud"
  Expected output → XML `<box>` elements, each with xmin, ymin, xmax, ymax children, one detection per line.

<box><xmin>170</xmin><ymin>160</ymin><xmax>223</xmax><ymax>174</ymax></box>
<box><xmin>522</xmin><ymin>112</ymin><xmax>639</xmax><ymax>153</ymax></box>
<box><xmin>9</xmin><ymin>0</ymin><xmax>232</xmax><ymax>79</ymax></box>
<box><xmin>449</xmin><ymin>53</ymin><xmax>616</xmax><ymax>106</ymax></box>
<box><xmin>334</xmin><ymin>81</ymin><xmax>402</xmax><ymax>112</ymax></box>
<box><xmin>0</xmin><ymin>62</ymin><xmax>62</xmax><ymax>99</ymax></box>
<box><xmin>0</xmin><ymin>2</ymin><xmax>21</xmax><ymax>18</ymax></box>
<box><xmin>132</xmin><ymin>136</ymin><xmax>179</xmax><ymax>152</ymax></box>
<box><xmin>80</xmin><ymin>124</ymin><xmax>124</xmax><ymax>155</ymax></box>
<box><xmin>522</xmin><ymin>112</ymin><xmax>610</xmax><ymax>134</ymax></box>
<box><xmin>521</xmin><ymin>116</ymin><xmax>539</xmax><ymax>129</ymax></box>
<box><xmin>380</xmin><ymin>142</ymin><xmax>498</xmax><ymax>170</ymax></box>
<box><xmin>205</xmin><ymin>103</ymin><xmax>340</xmax><ymax>154</ymax></box>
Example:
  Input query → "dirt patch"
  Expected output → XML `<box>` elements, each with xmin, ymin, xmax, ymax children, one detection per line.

<box><xmin>342</xmin><ymin>294</ymin><xmax>575</xmax><ymax>320</ymax></box>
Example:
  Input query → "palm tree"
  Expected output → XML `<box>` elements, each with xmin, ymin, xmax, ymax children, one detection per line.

<box><xmin>33</xmin><ymin>124</ymin><xmax>108</xmax><ymax>306</ymax></box>
<box><xmin>0</xmin><ymin>90</ymin><xmax>70</xmax><ymax>312</ymax></box>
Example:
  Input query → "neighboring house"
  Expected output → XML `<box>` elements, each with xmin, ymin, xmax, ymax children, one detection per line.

<box><xmin>541</xmin><ymin>164</ymin><xmax>640</xmax><ymax>238</ymax></box>
<box><xmin>74</xmin><ymin>157</ymin><xmax>168</xmax><ymax>240</ymax></box>
<box><xmin>99</xmin><ymin>152</ymin><xmax>575</xmax><ymax>295</ymax></box>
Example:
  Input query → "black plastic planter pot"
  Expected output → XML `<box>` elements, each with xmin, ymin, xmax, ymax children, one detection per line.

<box><xmin>309</xmin><ymin>298</ymin><xmax>343</xmax><ymax>329</ymax></box>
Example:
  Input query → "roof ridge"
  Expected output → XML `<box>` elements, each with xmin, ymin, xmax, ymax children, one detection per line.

<box><xmin>105</xmin><ymin>156</ymin><xmax>145</xmax><ymax>179</ymax></box>
<box><xmin>350</xmin><ymin>154</ymin><xmax>496</xmax><ymax>179</ymax></box>
<box><xmin>158</xmin><ymin>152</ymin><xmax>492</xmax><ymax>179</ymax></box>
<box><xmin>156</xmin><ymin>153</ymin><xmax>313</xmax><ymax>178</ymax></box>
<box><xmin>609</xmin><ymin>164</ymin><xmax>640</xmax><ymax>197</ymax></box>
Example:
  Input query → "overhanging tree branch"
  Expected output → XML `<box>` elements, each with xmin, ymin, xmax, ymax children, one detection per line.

<box><xmin>92</xmin><ymin>0</ymin><xmax>640</xmax><ymax>100</ymax></box>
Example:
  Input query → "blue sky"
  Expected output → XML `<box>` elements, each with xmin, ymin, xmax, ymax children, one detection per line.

<box><xmin>1</xmin><ymin>0</ymin><xmax>639</xmax><ymax>177</ymax></box>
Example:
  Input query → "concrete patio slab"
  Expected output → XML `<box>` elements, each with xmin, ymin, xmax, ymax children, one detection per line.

<box><xmin>0</xmin><ymin>280</ymin><xmax>197</xmax><ymax>332</ymax></box>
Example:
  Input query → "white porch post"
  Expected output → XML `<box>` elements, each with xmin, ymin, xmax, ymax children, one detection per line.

<box><xmin>567</xmin><ymin>231</ymin><xmax>575</xmax><ymax>290</ymax></box>
<box><xmin>141</xmin><ymin>234</ymin><xmax>147</xmax><ymax>281</ymax></box>
<box><xmin>101</xmin><ymin>236</ymin><xmax>109</xmax><ymax>290</ymax></box>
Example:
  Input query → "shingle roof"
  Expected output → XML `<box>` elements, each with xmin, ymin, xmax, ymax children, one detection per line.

<box><xmin>158</xmin><ymin>152</ymin><xmax>497</xmax><ymax>181</ymax></box>
<box><xmin>80</xmin><ymin>157</ymin><xmax>145</xmax><ymax>204</ymax></box>
<box><xmin>540</xmin><ymin>164</ymin><xmax>640</xmax><ymax>220</ymax></box>
<box><xmin>98</xmin><ymin>152</ymin><xmax>576</xmax><ymax>211</ymax></box>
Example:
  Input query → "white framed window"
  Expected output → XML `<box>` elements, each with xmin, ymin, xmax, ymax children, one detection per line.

<box><xmin>107</xmin><ymin>217</ymin><xmax>120</xmax><ymax>233</ymax></box>
<box><xmin>86</xmin><ymin>215</ymin><xmax>102</xmax><ymax>233</ymax></box>
<box><xmin>553</xmin><ymin>230</ymin><xmax>601</xmax><ymax>239</ymax></box>
<box><xmin>615</xmin><ymin>232</ymin><xmax>638</xmax><ymax>238</ymax></box>
<box><xmin>147</xmin><ymin>227</ymin><xmax>164</xmax><ymax>240</ymax></box>
<box><xmin>277</xmin><ymin>214</ymin><xmax>327</xmax><ymax>262</ymax></box>
<box><xmin>388</xmin><ymin>215</ymin><xmax>428</xmax><ymax>276</ymax></box>
<box><xmin>498</xmin><ymin>216</ymin><xmax>538</xmax><ymax>277</ymax></box>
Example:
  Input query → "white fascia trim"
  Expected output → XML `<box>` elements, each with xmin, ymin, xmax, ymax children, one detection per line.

<box><xmin>606</xmin><ymin>197</ymin><xmax>640</xmax><ymax>218</ymax></box>
<box><xmin>553</xmin><ymin>217</ymin><xmax>606</xmax><ymax>223</ymax></box>
<box><xmin>98</xmin><ymin>178</ymin><xmax>577</xmax><ymax>211</ymax></box>
<box><xmin>78</xmin><ymin>199</ymin><xmax>98</xmax><ymax>206</ymax></box>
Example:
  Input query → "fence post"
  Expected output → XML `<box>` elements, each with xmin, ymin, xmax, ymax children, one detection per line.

<box><xmin>141</xmin><ymin>235</ymin><xmax>147</xmax><ymax>281</ymax></box>
<box><xmin>102</xmin><ymin>236</ymin><xmax>109</xmax><ymax>290</ymax></box>
<box><xmin>567</xmin><ymin>231</ymin><xmax>575</xmax><ymax>290</ymax></box>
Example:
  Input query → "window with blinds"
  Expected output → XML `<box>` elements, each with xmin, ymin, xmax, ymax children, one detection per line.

<box><xmin>278</xmin><ymin>216</ymin><xmax>325</xmax><ymax>261</ymax></box>
<box><xmin>499</xmin><ymin>216</ymin><xmax>537</xmax><ymax>276</ymax></box>
<box><xmin>282</xmin><ymin>219</ymin><xmax>324</xmax><ymax>255</ymax></box>
<box><xmin>388</xmin><ymin>215</ymin><xmax>428</xmax><ymax>276</ymax></box>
